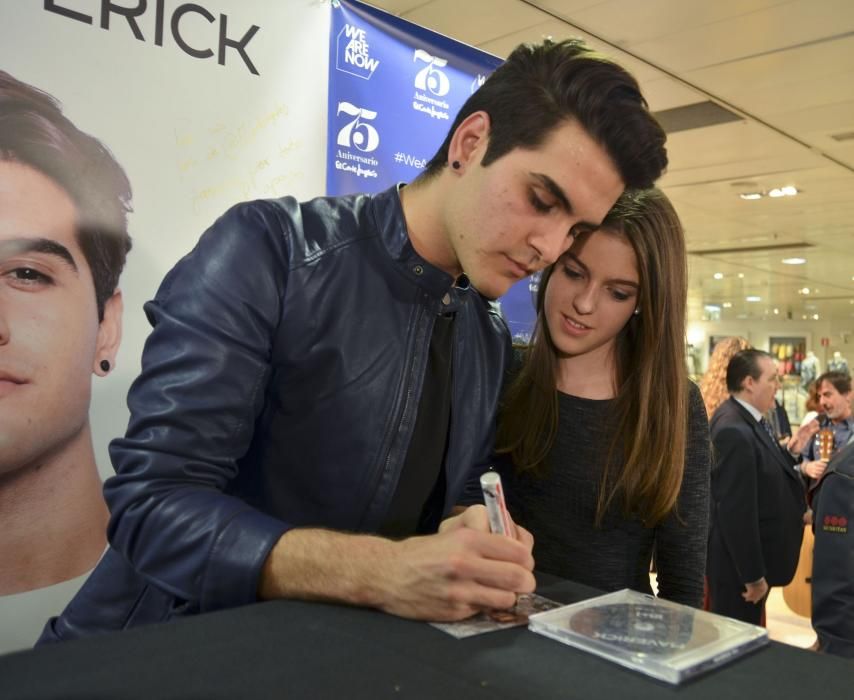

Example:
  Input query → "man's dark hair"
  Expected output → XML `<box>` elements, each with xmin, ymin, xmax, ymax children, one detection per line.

<box><xmin>420</xmin><ymin>39</ymin><xmax>667</xmax><ymax>189</ymax></box>
<box><xmin>726</xmin><ymin>349</ymin><xmax>773</xmax><ymax>394</ymax></box>
<box><xmin>816</xmin><ymin>371</ymin><xmax>852</xmax><ymax>396</ymax></box>
<box><xmin>0</xmin><ymin>71</ymin><xmax>132</xmax><ymax>321</ymax></box>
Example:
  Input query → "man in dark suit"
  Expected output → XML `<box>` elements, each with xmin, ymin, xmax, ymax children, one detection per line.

<box><xmin>707</xmin><ymin>349</ymin><xmax>806</xmax><ymax>624</ymax></box>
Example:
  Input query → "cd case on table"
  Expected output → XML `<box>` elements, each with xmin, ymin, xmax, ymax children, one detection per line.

<box><xmin>528</xmin><ymin>589</ymin><xmax>768</xmax><ymax>684</ymax></box>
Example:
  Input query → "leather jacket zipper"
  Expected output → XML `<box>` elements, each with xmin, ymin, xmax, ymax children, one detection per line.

<box><xmin>356</xmin><ymin>299</ymin><xmax>433</xmax><ymax>529</ymax></box>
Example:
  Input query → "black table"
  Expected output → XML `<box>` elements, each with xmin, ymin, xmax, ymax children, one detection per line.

<box><xmin>1</xmin><ymin>577</ymin><xmax>850</xmax><ymax>699</ymax></box>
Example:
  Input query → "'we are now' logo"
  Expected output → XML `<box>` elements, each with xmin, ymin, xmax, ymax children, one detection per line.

<box><xmin>336</xmin><ymin>24</ymin><xmax>380</xmax><ymax>80</ymax></box>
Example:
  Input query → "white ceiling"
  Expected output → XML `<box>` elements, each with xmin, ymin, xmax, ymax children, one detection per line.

<box><xmin>369</xmin><ymin>0</ymin><xmax>854</xmax><ymax>326</ymax></box>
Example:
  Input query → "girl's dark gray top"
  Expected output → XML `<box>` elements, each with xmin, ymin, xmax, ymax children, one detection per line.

<box><xmin>506</xmin><ymin>384</ymin><xmax>710</xmax><ymax>607</ymax></box>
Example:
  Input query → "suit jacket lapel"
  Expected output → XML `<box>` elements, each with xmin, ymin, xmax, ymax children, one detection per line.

<box><xmin>730</xmin><ymin>398</ymin><xmax>800</xmax><ymax>479</ymax></box>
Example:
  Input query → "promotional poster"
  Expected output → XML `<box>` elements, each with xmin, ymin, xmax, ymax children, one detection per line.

<box><xmin>0</xmin><ymin>0</ymin><xmax>329</xmax><ymax>649</ymax></box>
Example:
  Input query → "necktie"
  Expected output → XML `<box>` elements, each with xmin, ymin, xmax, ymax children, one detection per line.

<box><xmin>759</xmin><ymin>417</ymin><xmax>777</xmax><ymax>443</ymax></box>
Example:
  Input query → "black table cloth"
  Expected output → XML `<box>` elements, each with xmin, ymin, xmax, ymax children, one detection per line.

<box><xmin>1</xmin><ymin>576</ymin><xmax>850</xmax><ymax>699</ymax></box>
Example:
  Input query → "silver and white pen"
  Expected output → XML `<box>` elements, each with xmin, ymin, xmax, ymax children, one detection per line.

<box><xmin>481</xmin><ymin>471</ymin><xmax>533</xmax><ymax>608</ymax></box>
<box><xmin>480</xmin><ymin>471</ymin><xmax>514</xmax><ymax>536</ymax></box>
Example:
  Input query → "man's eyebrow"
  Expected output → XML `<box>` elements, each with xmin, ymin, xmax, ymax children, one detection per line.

<box><xmin>0</xmin><ymin>237</ymin><xmax>78</xmax><ymax>272</ymax></box>
<box><xmin>532</xmin><ymin>173</ymin><xmax>571</xmax><ymax>211</ymax></box>
<box><xmin>531</xmin><ymin>173</ymin><xmax>600</xmax><ymax>230</ymax></box>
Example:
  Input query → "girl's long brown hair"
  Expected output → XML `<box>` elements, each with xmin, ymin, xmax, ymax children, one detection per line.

<box><xmin>496</xmin><ymin>188</ymin><xmax>689</xmax><ymax>525</ymax></box>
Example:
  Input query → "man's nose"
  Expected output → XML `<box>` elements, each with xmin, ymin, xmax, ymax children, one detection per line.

<box><xmin>529</xmin><ymin>221</ymin><xmax>572</xmax><ymax>268</ymax></box>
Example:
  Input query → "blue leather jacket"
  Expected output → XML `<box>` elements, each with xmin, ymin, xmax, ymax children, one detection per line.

<box><xmin>41</xmin><ymin>186</ymin><xmax>510</xmax><ymax>641</ymax></box>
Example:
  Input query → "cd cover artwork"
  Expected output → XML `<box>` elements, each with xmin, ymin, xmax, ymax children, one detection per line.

<box><xmin>528</xmin><ymin>589</ymin><xmax>768</xmax><ymax>684</ymax></box>
<box><xmin>431</xmin><ymin>594</ymin><xmax>562</xmax><ymax>639</ymax></box>
<box><xmin>567</xmin><ymin>603</ymin><xmax>719</xmax><ymax>655</ymax></box>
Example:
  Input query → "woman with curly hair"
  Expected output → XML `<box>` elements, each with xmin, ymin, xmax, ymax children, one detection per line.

<box><xmin>700</xmin><ymin>337</ymin><xmax>751</xmax><ymax>418</ymax></box>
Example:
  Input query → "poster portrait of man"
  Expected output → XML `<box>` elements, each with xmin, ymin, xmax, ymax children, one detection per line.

<box><xmin>0</xmin><ymin>70</ymin><xmax>132</xmax><ymax>651</ymax></box>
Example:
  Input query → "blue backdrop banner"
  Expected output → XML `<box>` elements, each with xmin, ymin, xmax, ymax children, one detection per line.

<box><xmin>327</xmin><ymin>0</ymin><xmax>500</xmax><ymax>196</ymax></box>
<box><xmin>327</xmin><ymin>0</ymin><xmax>536</xmax><ymax>341</ymax></box>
